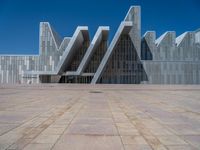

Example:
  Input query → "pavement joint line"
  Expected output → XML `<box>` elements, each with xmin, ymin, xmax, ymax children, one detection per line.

<box><xmin>0</xmin><ymin>95</ymin><xmax>76</xmax><ymax>136</ymax></box>
<box><xmin>0</xmin><ymin>85</ymin><xmax>200</xmax><ymax>150</ymax></box>
<box><xmin>113</xmin><ymin>90</ymin><xmax>198</xmax><ymax>150</ymax></box>
<box><xmin>150</xmin><ymin>93</ymin><xmax>200</xmax><ymax>115</ymax></box>
<box><xmin>108</xmin><ymin>91</ymin><xmax>168</xmax><ymax>150</ymax></box>
<box><xmin>105</xmin><ymin>92</ymin><xmax>126</xmax><ymax>150</ymax></box>
<box><xmin>50</xmin><ymin>92</ymin><xmax>86</xmax><ymax>150</ymax></box>
<box><xmin>126</xmin><ymin>91</ymin><xmax>199</xmax><ymax>149</ymax></box>
<box><xmin>0</xmin><ymin>106</ymin><xmax>56</xmax><ymax>137</ymax></box>
<box><xmin>6</xmin><ymin>97</ymin><xmax>78</xmax><ymax>150</ymax></box>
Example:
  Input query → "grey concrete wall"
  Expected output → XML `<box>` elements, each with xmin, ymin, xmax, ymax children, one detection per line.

<box><xmin>124</xmin><ymin>6</ymin><xmax>141</xmax><ymax>58</ymax></box>
<box><xmin>0</xmin><ymin>55</ymin><xmax>39</xmax><ymax>84</ymax></box>
<box><xmin>141</xmin><ymin>31</ymin><xmax>200</xmax><ymax>84</ymax></box>
<box><xmin>0</xmin><ymin>22</ymin><xmax>69</xmax><ymax>84</ymax></box>
<box><xmin>38</xmin><ymin>22</ymin><xmax>69</xmax><ymax>72</ymax></box>
<box><xmin>142</xmin><ymin>61</ymin><xmax>200</xmax><ymax>84</ymax></box>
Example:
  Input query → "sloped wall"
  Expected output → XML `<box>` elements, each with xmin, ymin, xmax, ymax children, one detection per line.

<box><xmin>0</xmin><ymin>23</ymin><xmax>69</xmax><ymax>84</ymax></box>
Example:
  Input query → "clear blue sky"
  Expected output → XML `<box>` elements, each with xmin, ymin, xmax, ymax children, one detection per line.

<box><xmin>0</xmin><ymin>0</ymin><xmax>200</xmax><ymax>54</ymax></box>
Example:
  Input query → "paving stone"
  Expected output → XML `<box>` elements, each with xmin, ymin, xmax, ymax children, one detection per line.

<box><xmin>31</xmin><ymin>135</ymin><xmax>60</xmax><ymax>144</ymax></box>
<box><xmin>52</xmin><ymin>135</ymin><xmax>124</xmax><ymax>150</ymax></box>
<box><xmin>166</xmin><ymin>145</ymin><xmax>198</xmax><ymax>150</ymax></box>
<box><xmin>121</xmin><ymin>135</ymin><xmax>148</xmax><ymax>145</ymax></box>
<box><xmin>66</xmin><ymin>123</ymin><xmax>118</xmax><ymax>135</ymax></box>
<box><xmin>148</xmin><ymin>127</ymin><xmax>174</xmax><ymax>136</ymax></box>
<box><xmin>7</xmin><ymin>138</ymin><xmax>32</xmax><ymax>150</ymax></box>
<box><xmin>0</xmin><ymin>124</ymin><xmax>19</xmax><ymax>135</ymax></box>
<box><xmin>23</xmin><ymin>143</ymin><xmax>54</xmax><ymax>150</ymax></box>
<box><xmin>41</xmin><ymin>127</ymin><xmax>66</xmax><ymax>135</ymax></box>
<box><xmin>142</xmin><ymin>135</ymin><xmax>167</xmax><ymax>150</ymax></box>
<box><xmin>124</xmin><ymin>144</ymin><xmax>153</xmax><ymax>150</ymax></box>
<box><xmin>181</xmin><ymin>135</ymin><xmax>200</xmax><ymax>148</ymax></box>
<box><xmin>0</xmin><ymin>85</ymin><xmax>199</xmax><ymax>150</ymax></box>
<box><xmin>118</xmin><ymin>128</ymin><xmax>140</xmax><ymax>136</ymax></box>
<box><xmin>158</xmin><ymin>135</ymin><xmax>188</xmax><ymax>145</ymax></box>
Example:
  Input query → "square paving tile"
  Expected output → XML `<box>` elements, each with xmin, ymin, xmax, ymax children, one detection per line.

<box><xmin>158</xmin><ymin>135</ymin><xmax>188</xmax><ymax>146</ymax></box>
<box><xmin>52</xmin><ymin>135</ymin><xmax>124</xmax><ymax>150</ymax></box>
<box><xmin>0</xmin><ymin>85</ymin><xmax>199</xmax><ymax>150</ymax></box>
<box><xmin>66</xmin><ymin>123</ymin><xmax>118</xmax><ymax>135</ymax></box>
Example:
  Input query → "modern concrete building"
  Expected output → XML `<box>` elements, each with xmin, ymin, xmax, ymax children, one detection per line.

<box><xmin>0</xmin><ymin>6</ymin><xmax>200</xmax><ymax>84</ymax></box>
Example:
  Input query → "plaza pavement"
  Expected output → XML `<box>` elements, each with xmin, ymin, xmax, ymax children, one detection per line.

<box><xmin>0</xmin><ymin>84</ymin><xmax>199</xmax><ymax>150</ymax></box>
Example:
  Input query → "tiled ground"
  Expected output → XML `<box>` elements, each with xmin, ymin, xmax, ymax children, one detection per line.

<box><xmin>0</xmin><ymin>84</ymin><xmax>200</xmax><ymax>150</ymax></box>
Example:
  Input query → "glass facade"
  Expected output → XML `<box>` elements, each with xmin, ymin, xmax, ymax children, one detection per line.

<box><xmin>100</xmin><ymin>34</ymin><xmax>147</xmax><ymax>84</ymax></box>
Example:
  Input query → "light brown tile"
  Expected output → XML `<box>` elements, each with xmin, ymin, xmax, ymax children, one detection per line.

<box><xmin>53</xmin><ymin>135</ymin><xmax>124</xmax><ymax>150</ymax></box>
